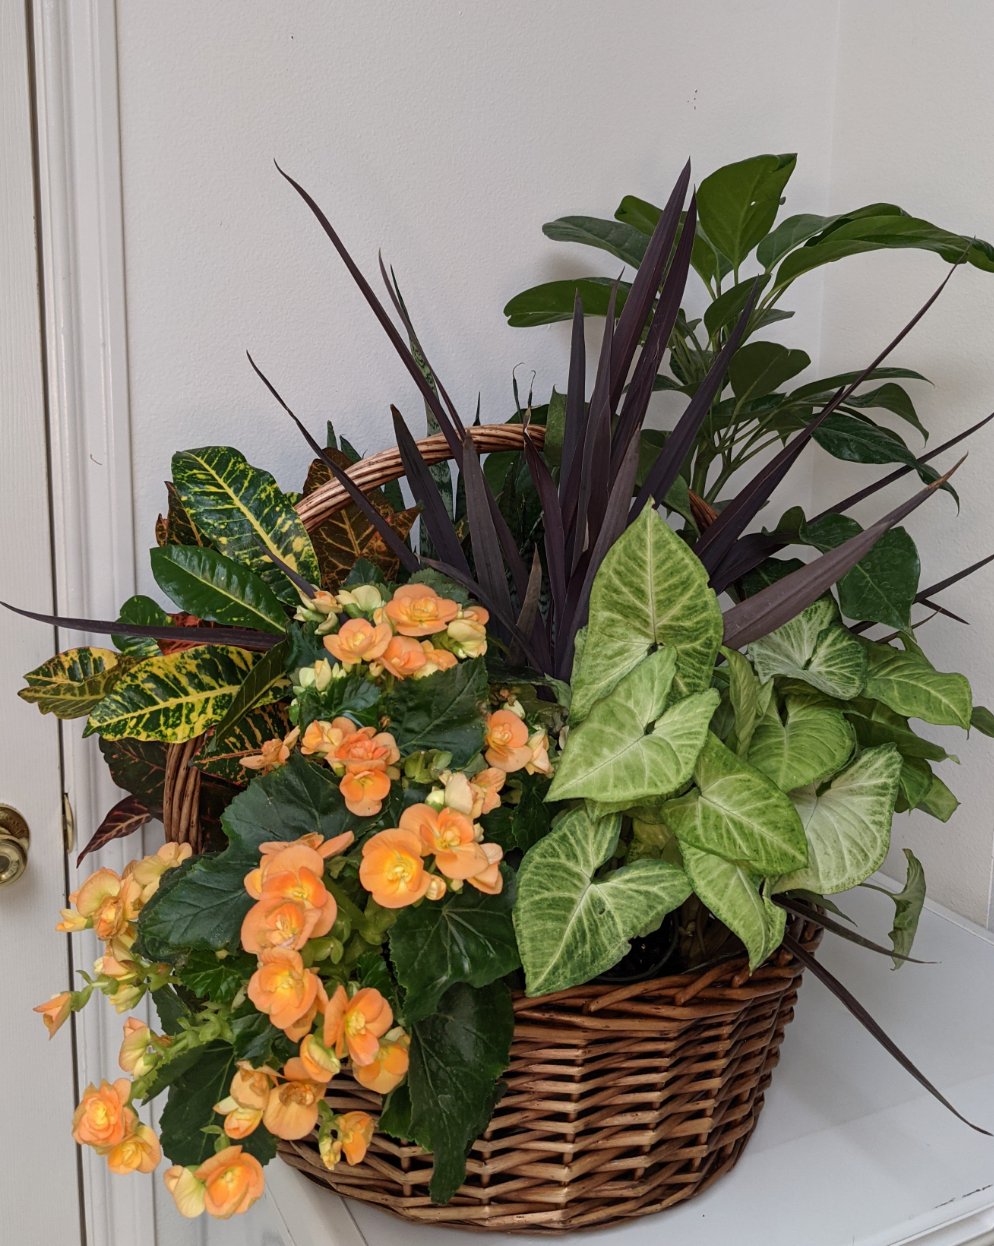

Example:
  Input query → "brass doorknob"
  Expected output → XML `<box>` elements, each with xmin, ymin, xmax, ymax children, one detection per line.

<box><xmin>0</xmin><ymin>805</ymin><xmax>30</xmax><ymax>887</ymax></box>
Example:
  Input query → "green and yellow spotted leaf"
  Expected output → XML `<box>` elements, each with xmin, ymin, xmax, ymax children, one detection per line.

<box><xmin>19</xmin><ymin>647</ymin><xmax>130</xmax><ymax>718</ymax></box>
<box><xmin>86</xmin><ymin>646</ymin><xmax>278</xmax><ymax>742</ymax></box>
<box><xmin>194</xmin><ymin>702</ymin><xmax>289</xmax><ymax>784</ymax></box>
<box><xmin>172</xmin><ymin>447</ymin><xmax>319</xmax><ymax>603</ymax></box>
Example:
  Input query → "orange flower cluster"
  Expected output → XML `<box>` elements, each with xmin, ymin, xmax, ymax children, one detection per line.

<box><xmin>164</xmin><ymin>1146</ymin><xmax>266</xmax><ymax>1220</ymax></box>
<box><xmin>72</xmin><ymin>1078</ymin><xmax>161</xmax><ymax>1176</ymax></box>
<box><xmin>300</xmin><ymin>717</ymin><xmax>402</xmax><ymax>816</ymax></box>
<box><xmin>484</xmin><ymin>709</ymin><xmax>552</xmax><ymax>776</ymax></box>
<box><xmin>360</xmin><ymin>803</ymin><xmax>504</xmax><ymax>908</ymax></box>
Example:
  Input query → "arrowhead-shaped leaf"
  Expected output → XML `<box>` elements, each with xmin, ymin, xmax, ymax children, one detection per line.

<box><xmin>861</xmin><ymin>641</ymin><xmax>972</xmax><ymax>728</ymax></box>
<box><xmin>748</xmin><ymin>696</ymin><xmax>855</xmax><ymax>791</ymax></box>
<box><xmin>777</xmin><ymin>744</ymin><xmax>901</xmax><ymax>894</ymax></box>
<box><xmin>881</xmin><ymin>848</ymin><xmax>927</xmax><ymax>968</ymax></box>
<box><xmin>547</xmin><ymin>648</ymin><xmax>718</xmax><ymax>805</ymax></box>
<box><xmin>747</xmin><ymin>597</ymin><xmax>867</xmax><ymax>699</ymax></box>
<box><xmin>722</xmin><ymin>645</ymin><xmax>773</xmax><ymax>756</ymax></box>
<box><xmin>514</xmin><ymin>805</ymin><xmax>692</xmax><ymax>996</ymax></box>
<box><xmin>680</xmin><ymin>842</ymin><xmax>786</xmax><ymax>970</ymax></box>
<box><xmin>570</xmin><ymin>507</ymin><xmax>722</xmax><ymax>720</ymax></box>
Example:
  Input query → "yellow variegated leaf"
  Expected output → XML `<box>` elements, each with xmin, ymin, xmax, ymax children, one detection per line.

<box><xmin>86</xmin><ymin>645</ymin><xmax>278</xmax><ymax>742</ymax></box>
<box><xmin>172</xmin><ymin>447</ymin><xmax>320</xmax><ymax>602</ymax></box>
<box><xmin>19</xmin><ymin>647</ymin><xmax>128</xmax><ymax>718</ymax></box>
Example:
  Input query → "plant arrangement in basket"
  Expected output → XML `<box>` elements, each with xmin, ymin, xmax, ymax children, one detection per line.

<box><xmin>13</xmin><ymin>155</ymin><xmax>994</xmax><ymax>1225</ymax></box>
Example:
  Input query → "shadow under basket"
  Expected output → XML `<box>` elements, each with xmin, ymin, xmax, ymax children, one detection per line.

<box><xmin>278</xmin><ymin>921</ymin><xmax>820</xmax><ymax>1234</ymax></box>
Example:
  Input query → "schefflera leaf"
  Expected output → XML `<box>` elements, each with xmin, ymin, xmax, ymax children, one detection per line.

<box><xmin>748</xmin><ymin>695</ymin><xmax>855</xmax><ymax>792</ymax></box>
<box><xmin>19</xmin><ymin>646</ymin><xmax>128</xmax><ymax>718</ymax></box>
<box><xmin>514</xmin><ymin>805</ymin><xmax>692</xmax><ymax>996</ymax></box>
<box><xmin>663</xmin><ymin>733</ymin><xmax>808</xmax><ymax>874</ymax></box>
<box><xmin>570</xmin><ymin>507</ymin><xmax>723</xmax><ymax>720</ymax></box>
<box><xmin>776</xmin><ymin>744</ymin><xmax>902</xmax><ymax>895</ymax></box>
<box><xmin>172</xmin><ymin>446</ymin><xmax>320</xmax><ymax>604</ymax></box>
<box><xmin>680</xmin><ymin>843</ymin><xmax>785</xmax><ymax>971</ymax></box>
<box><xmin>546</xmin><ymin>648</ymin><xmax>718</xmax><ymax>806</ymax></box>
<box><xmin>747</xmin><ymin>596</ymin><xmax>867</xmax><ymax>699</ymax></box>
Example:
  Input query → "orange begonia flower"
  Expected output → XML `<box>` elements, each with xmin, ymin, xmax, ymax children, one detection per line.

<box><xmin>245</xmin><ymin>832</ymin><xmax>353</xmax><ymax>898</ymax></box>
<box><xmin>323</xmin><ymin>617</ymin><xmax>392</xmax><ymax>666</ymax></box>
<box><xmin>464</xmin><ymin>842</ymin><xmax>505</xmax><ymax>895</ymax></box>
<box><xmin>359</xmin><ymin>828</ymin><xmax>432</xmax><ymax>907</ymax></box>
<box><xmin>69</xmin><ymin>867</ymin><xmax>143</xmax><ymax>951</ymax></box>
<box><xmin>286</xmin><ymin>1033</ymin><xmax>341</xmax><ymax>1084</ymax></box>
<box><xmin>416</xmin><ymin>642</ymin><xmax>458</xmax><ymax>678</ymax></box>
<box><xmin>484</xmin><ymin>709</ymin><xmax>533</xmax><ymax>772</ymax></box>
<box><xmin>300</xmin><ymin>717</ymin><xmax>352</xmax><ymax>758</ymax></box>
<box><xmin>106</xmin><ymin>1122</ymin><xmax>161</xmax><ymax>1175</ymax></box>
<box><xmin>375</xmin><ymin>634</ymin><xmax>428</xmax><ymax>679</ymax></box>
<box><xmin>470</xmin><ymin>767</ymin><xmax>506</xmax><ymax>816</ymax></box>
<box><xmin>214</xmin><ymin>1063</ymin><xmax>277</xmax><ymax>1139</ymax></box>
<box><xmin>353</xmin><ymin>1031</ymin><xmax>410</xmax><ymax>1094</ymax></box>
<box><xmin>119</xmin><ymin>1017</ymin><xmax>157</xmax><ymax>1077</ymax></box>
<box><xmin>446</xmin><ymin>614</ymin><xmax>488</xmax><ymax>658</ymax></box>
<box><xmin>338</xmin><ymin>1110</ymin><xmax>375</xmax><ymax>1164</ymax></box>
<box><xmin>34</xmin><ymin>991</ymin><xmax>72</xmax><ymax>1039</ymax></box>
<box><xmin>124</xmin><ymin>841</ymin><xmax>192</xmax><ymax>903</ymax></box>
<box><xmin>241</xmin><ymin>898</ymin><xmax>315</xmax><ymax>956</ymax></box>
<box><xmin>525</xmin><ymin>728</ymin><xmax>553</xmax><ymax>776</ymax></box>
<box><xmin>197</xmin><ymin>1146</ymin><xmax>266</xmax><ymax>1219</ymax></box>
<box><xmin>240</xmin><ymin>727</ymin><xmax>301</xmax><ymax>774</ymax></box>
<box><xmin>339</xmin><ymin>768</ymin><xmax>392</xmax><ymax>817</ymax></box>
<box><xmin>331</xmin><ymin>726</ymin><xmax>400</xmax><ymax>774</ymax></box>
<box><xmin>164</xmin><ymin>1165</ymin><xmax>207</xmax><ymax>1218</ymax></box>
<box><xmin>247</xmin><ymin>948</ymin><xmax>322</xmax><ymax>1034</ymax></box>
<box><xmin>384</xmin><ymin>583</ymin><xmax>459</xmax><ymax>637</ymax></box>
<box><xmin>72</xmin><ymin>1079</ymin><xmax>136</xmax><ymax>1151</ymax></box>
<box><xmin>323</xmin><ymin>985</ymin><xmax>393</xmax><ymax>1066</ymax></box>
<box><xmin>262</xmin><ymin>1078</ymin><xmax>323</xmax><ymax>1140</ymax></box>
<box><xmin>400</xmin><ymin>803</ymin><xmax>488</xmax><ymax>881</ymax></box>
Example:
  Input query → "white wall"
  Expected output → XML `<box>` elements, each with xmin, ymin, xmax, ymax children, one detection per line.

<box><xmin>113</xmin><ymin>3</ymin><xmax>994</xmax><ymax>943</ymax></box>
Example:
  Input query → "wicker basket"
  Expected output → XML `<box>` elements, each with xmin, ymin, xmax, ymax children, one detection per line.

<box><xmin>159</xmin><ymin>425</ymin><xmax>819</xmax><ymax>1231</ymax></box>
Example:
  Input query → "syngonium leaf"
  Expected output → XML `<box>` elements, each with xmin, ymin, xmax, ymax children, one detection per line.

<box><xmin>877</xmin><ymin>849</ymin><xmax>926</xmax><ymax>969</ymax></box>
<box><xmin>747</xmin><ymin>597</ymin><xmax>867</xmax><ymax>699</ymax></box>
<box><xmin>748</xmin><ymin>695</ymin><xmax>855</xmax><ymax>791</ymax></box>
<box><xmin>514</xmin><ymin>805</ymin><xmax>692</xmax><ymax>996</ymax></box>
<box><xmin>680</xmin><ymin>842</ymin><xmax>785</xmax><ymax>970</ymax></box>
<box><xmin>920</xmin><ymin>772</ymin><xmax>959</xmax><ymax>822</ymax></box>
<box><xmin>389</xmin><ymin>868</ymin><xmax>520</xmax><ymax>1022</ymax></box>
<box><xmin>19</xmin><ymin>647</ymin><xmax>129</xmax><ymax>718</ymax></box>
<box><xmin>149</xmin><ymin>544</ymin><xmax>289</xmax><ymax>634</ymax></box>
<box><xmin>406</xmin><ymin>981</ymin><xmax>514</xmax><ymax>1203</ymax></box>
<box><xmin>663</xmin><ymin>733</ymin><xmax>807</xmax><ymax>874</ymax></box>
<box><xmin>722</xmin><ymin>645</ymin><xmax>773</xmax><ymax>756</ymax></box>
<box><xmin>547</xmin><ymin>649</ymin><xmax>718</xmax><ymax>805</ymax></box>
<box><xmin>172</xmin><ymin>446</ymin><xmax>320</xmax><ymax>604</ymax></box>
<box><xmin>776</xmin><ymin>744</ymin><xmax>901</xmax><ymax>895</ymax></box>
<box><xmin>860</xmin><ymin>641</ymin><xmax>972</xmax><ymax>729</ymax></box>
<box><xmin>570</xmin><ymin>508</ymin><xmax>723</xmax><ymax>720</ymax></box>
<box><xmin>85</xmin><ymin>646</ymin><xmax>278</xmax><ymax>742</ymax></box>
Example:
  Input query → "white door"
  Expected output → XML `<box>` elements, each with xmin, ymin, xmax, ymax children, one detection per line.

<box><xmin>0</xmin><ymin>0</ymin><xmax>83</xmax><ymax>1240</ymax></box>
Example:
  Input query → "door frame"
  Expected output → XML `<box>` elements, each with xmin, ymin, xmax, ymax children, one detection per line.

<box><xmin>31</xmin><ymin>2</ymin><xmax>151</xmax><ymax>1242</ymax></box>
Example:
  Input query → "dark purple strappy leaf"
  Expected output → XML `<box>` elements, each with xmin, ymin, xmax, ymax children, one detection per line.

<box><xmin>459</xmin><ymin>439</ymin><xmax>516</xmax><ymax>624</ymax></box>
<box><xmin>559</xmin><ymin>293</ymin><xmax>587</xmax><ymax>504</ymax></box>
<box><xmin>390</xmin><ymin>406</ymin><xmax>470</xmax><ymax>575</ymax></box>
<box><xmin>0</xmin><ymin>601</ymin><xmax>279</xmax><ymax>651</ymax></box>
<box><xmin>522</xmin><ymin>430</ymin><xmax>566</xmax><ymax>619</ymax></box>
<box><xmin>777</xmin><ymin>897</ymin><xmax>930</xmax><ymax>963</ymax></box>
<box><xmin>570</xmin><ymin>280</ymin><xmax>620</xmax><ymax>561</ymax></box>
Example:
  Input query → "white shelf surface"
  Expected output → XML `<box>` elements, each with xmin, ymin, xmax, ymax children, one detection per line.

<box><xmin>267</xmin><ymin>888</ymin><xmax>994</xmax><ymax>1246</ymax></box>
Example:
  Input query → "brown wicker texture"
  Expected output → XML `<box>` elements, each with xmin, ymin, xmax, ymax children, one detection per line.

<box><xmin>279</xmin><ymin>924</ymin><xmax>819</xmax><ymax>1232</ymax></box>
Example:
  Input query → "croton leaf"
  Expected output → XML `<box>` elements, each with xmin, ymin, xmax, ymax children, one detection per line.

<box><xmin>776</xmin><ymin>744</ymin><xmax>901</xmax><ymax>895</ymax></box>
<box><xmin>514</xmin><ymin>805</ymin><xmax>692</xmax><ymax>996</ymax></box>
<box><xmin>570</xmin><ymin>507</ymin><xmax>723</xmax><ymax>720</ymax></box>
<box><xmin>747</xmin><ymin>696</ymin><xmax>855</xmax><ymax>791</ymax></box>
<box><xmin>860</xmin><ymin>641</ymin><xmax>972</xmax><ymax>729</ymax></box>
<box><xmin>205</xmin><ymin>640</ymin><xmax>291</xmax><ymax>754</ymax></box>
<box><xmin>76</xmin><ymin>795</ymin><xmax>152</xmax><ymax>865</ymax></box>
<box><xmin>389</xmin><ymin>867</ymin><xmax>520</xmax><ymax>1022</ymax></box>
<box><xmin>86</xmin><ymin>645</ymin><xmax>274</xmax><ymax>743</ymax></box>
<box><xmin>387</xmin><ymin>658</ymin><xmax>487</xmax><ymax>766</ymax></box>
<box><xmin>172</xmin><ymin>446</ymin><xmax>320</xmax><ymax>603</ymax></box>
<box><xmin>113</xmin><ymin>595</ymin><xmax>170</xmax><ymax>657</ymax></box>
<box><xmin>194</xmin><ymin>702</ymin><xmax>289</xmax><ymax>784</ymax></box>
<box><xmin>547</xmin><ymin>648</ymin><xmax>717</xmax><ymax>805</ymax></box>
<box><xmin>680</xmin><ymin>842</ymin><xmax>785</xmax><ymax>970</ymax></box>
<box><xmin>150</xmin><ymin>545</ymin><xmax>289</xmax><ymax>634</ymax></box>
<box><xmin>99</xmin><ymin>736</ymin><xmax>170</xmax><ymax>816</ymax></box>
<box><xmin>663</xmin><ymin>733</ymin><xmax>808</xmax><ymax>874</ymax></box>
<box><xmin>406</xmin><ymin>981</ymin><xmax>514</xmax><ymax>1203</ymax></box>
<box><xmin>157</xmin><ymin>479</ymin><xmax>207</xmax><ymax>548</ymax></box>
<box><xmin>747</xmin><ymin>597</ymin><xmax>867</xmax><ymax>699</ymax></box>
<box><xmin>19</xmin><ymin>647</ymin><xmax>129</xmax><ymax>718</ymax></box>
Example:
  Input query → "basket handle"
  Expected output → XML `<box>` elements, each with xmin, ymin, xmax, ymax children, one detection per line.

<box><xmin>294</xmin><ymin>422</ymin><xmax>543</xmax><ymax>533</ymax></box>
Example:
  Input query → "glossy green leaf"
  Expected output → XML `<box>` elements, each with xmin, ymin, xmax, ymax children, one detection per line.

<box><xmin>813</xmin><ymin>412</ymin><xmax>937</xmax><ymax>485</ymax></box>
<box><xmin>172</xmin><ymin>446</ymin><xmax>319</xmax><ymax>603</ymax></box>
<box><xmin>664</xmin><ymin>733</ymin><xmax>807</xmax><ymax>874</ymax></box>
<box><xmin>703</xmin><ymin>275</ymin><xmax>771</xmax><ymax>339</ymax></box>
<box><xmin>542</xmin><ymin>216</ymin><xmax>648</xmax><ymax>267</ymax></box>
<box><xmin>19</xmin><ymin>647</ymin><xmax>128</xmax><ymax>718</ymax></box>
<box><xmin>570</xmin><ymin>507</ymin><xmax>723</xmax><ymax>719</ymax></box>
<box><xmin>728</xmin><ymin>341</ymin><xmax>810</xmax><ymax>404</ymax></box>
<box><xmin>845</xmin><ymin>382</ymin><xmax>928</xmax><ymax>440</ymax></box>
<box><xmin>113</xmin><ymin>595</ymin><xmax>169</xmax><ymax>657</ymax></box>
<box><xmin>756</xmin><ymin>204</ymin><xmax>906</xmax><ymax>270</ymax></box>
<box><xmin>861</xmin><ymin>642</ymin><xmax>972</xmax><ymax>728</ymax></box>
<box><xmin>206</xmin><ymin>639</ymin><xmax>290</xmax><ymax>753</ymax></box>
<box><xmin>680</xmin><ymin>842</ymin><xmax>785</xmax><ymax>970</ymax></box>
<box><xmin>406</xmin><ymin>982</ymin><xmax>514</xmax><ymax>1203</ymax></box>
<box><xmin>747</xmin><ymin>597</ymin><xmax>867</xmax><ymax>699</ymax></box>
<box><xmin>777</xmin><ymin>745</ymin><xmax>901</xmax><ymax>894</ymax></box>
<box><xmin>799</xmin><ymin>517</ymin><xmax>920</xmax><ymax>630</ymax></box>
<box><xmin>748</xmin><ymin>696</ymin><xmax>855</xmax><ymax>791</ymax></box>
<box><xmin>86</xmin><ymin>645</ymin><xmax>274</xmax><ymax>742</ymax></box>
<box><xmin>787</xmin><ymin>366</ymin><xmax>929</xmax><ymax>403</ymax></box>
<box><xmin>503</xmin><ymin>276</ymin><xmax>630</xmax><ymax>328</ymax></box>
<box><xmin>514</xmin><ymin>805</ymin><xmax>692</xmax><ymax>996</ymax></box>
<box><xmin>548</xmin><ymin>649</ymin><xmax>717</xmax><ymax>805</ymax></box>
<box><xmin>387</xmin><ymin>658</ymin><xmax>487</xmax><ymax>766</ymax></box>
<box><xmin>697</xmin><ymin>153</ymin><xmax>797</xmax><ymax>267</ymax></box>
<box><xmin>389</xmin><ymin>869</ymin><xmax>519</xmax><ymax>1022</ymax></box>
<box><xmin>150</xmin><ymin>545</ymin><xmax>288</xmax><ymax>634</ymax></box>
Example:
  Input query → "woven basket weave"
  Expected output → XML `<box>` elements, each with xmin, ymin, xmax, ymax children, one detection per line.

<box><xmin>159</xmin><ymin>425</ymin><xmax>817</xmax><ymax>1231</ymax></box>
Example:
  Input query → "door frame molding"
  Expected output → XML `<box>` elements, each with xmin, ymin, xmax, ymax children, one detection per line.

<box><xmin>31</xmin><ymin>3</ymin><xmax>153</xmax><ymax>1242</ymax></box>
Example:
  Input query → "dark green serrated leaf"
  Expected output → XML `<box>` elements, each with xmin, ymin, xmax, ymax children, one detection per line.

<box><xmin>387</xmin><ymin>659</ymin><xmax>487</xmax><ymax>765</ymax></box>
